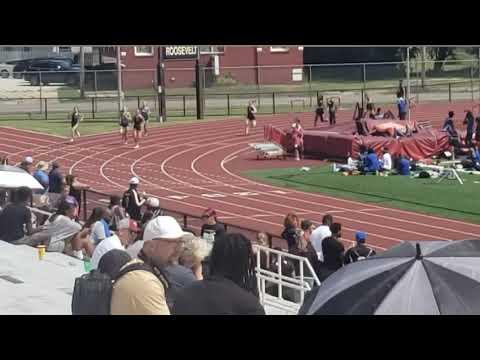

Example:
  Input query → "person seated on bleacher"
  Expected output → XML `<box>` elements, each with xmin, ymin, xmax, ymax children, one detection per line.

<box><xmin>363</xmin><ymin>148</ymin><xmax>380</xmax><ymax>174</ymax></box>
<box><xmin>141</xmin><ymin>197</ymin><xmax>163</xmax><ymax>230</ymax></box>
<box><xmin>108</xmin><ymin>195</ymin><xmax>128</xmax><ymax>231</ymax></box>
<box><xmin>84</xmin><ymin>207</ymin><xmax>112</xmax><ymax>245</ymax></box>
<box><xmin>344</xmin><ymin>231</ymin><xmax>376</xmax><ymax>265</ymax></box>
<box><xmin>200</xmin><ymin>208</ymin><xmax>226</xmax><ymax>248</ymax></box>
<box><xmin>12</xmin><ymin>196</ymin><xmax>82</xmax><ymax>255</ymax></box>
<box><xmin>289</xmin><ymin>220</ymin><xmax>321</xmax><ymax>279</ymax></box>
<box><xmin>33</xmin><ymin>161</ymin><xmax>50</xmax><ymax>191</ymax></box>
<box><xmin>0</xmin><ymin>187</ymin><xmax>37</xmax><ymax>243</ymax></box>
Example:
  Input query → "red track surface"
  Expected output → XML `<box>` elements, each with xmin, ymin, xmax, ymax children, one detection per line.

<box><xmin>1</xmin><ymin>100</ymin><xmax>479</xmax><ymax>251</ymax></box>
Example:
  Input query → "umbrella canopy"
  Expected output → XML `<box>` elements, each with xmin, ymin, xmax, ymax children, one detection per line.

<box><xmin>302</xmin><ymin>240</ymin><xmax>480</xmax><ymax>315</ymax></box>
<box><xmin>0</xmin><ymin>165</ymin><xmax>43</xmax><ymax>191</ymax></box>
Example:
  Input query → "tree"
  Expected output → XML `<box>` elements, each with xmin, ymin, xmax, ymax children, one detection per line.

<box><xmin>427</xmin><ymin>47</ymin><xmax>455</xmax><ymax>72</ymax></box>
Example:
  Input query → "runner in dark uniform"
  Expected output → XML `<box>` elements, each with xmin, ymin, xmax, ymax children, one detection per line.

<box><xmin>132</xmin><ymin>109</ymin><xmax>144</xmax><ymax>149</ymax></box>
<box><xmin>70</xmin><ymin>106</ymin><xmax>82</xmax><ymax>142</ymax></box>
<box><xmin>327</xmin><ymin>98</ymin><xmax>337</xmax><ymax>125</ymax></box>
<box><xmin>140</xmin><ymin>101</ymin><xmax>150</xmax><ymax>137</ymax></box>
<box><xmin>119</xmin><ymin>106</ymin><xmax>131</xmax><ymax>145</ymax></box>
<box><xmin>245</xmin><ymin>100</ymin><xmax>257</xmax><ymax>136</ymax></box>
<box><xmin>314</xmin><ymin>96</ymin><xmax>325</xmax><ymax>127</ymax></box>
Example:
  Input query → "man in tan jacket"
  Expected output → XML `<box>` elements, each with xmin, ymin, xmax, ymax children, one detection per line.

<box><xmin>110</xmin><ymin>216</ymin><xmax>189</xmax><ymax>315</ymax></box>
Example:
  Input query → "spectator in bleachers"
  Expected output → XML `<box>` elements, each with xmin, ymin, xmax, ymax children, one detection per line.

<box><xmin>48</xmin><ymin>162</ymin><xmax>65</xmax><ymax>205</ymax></box>
<box><xmin>72</xmin><ymin>218</ymin><xmax>139</xmax><ymax>270</ymax></box>
<box><xmin>200</xmin><ymin>208</ymin><xmax>226</xmax><ymax>246</ymax></box>
<box><xmin>310</xmin><ymin>214</ymin><xmax>333</xmax><ymax>262</ymax></box>
<box><xmin>321</xmin><ymin>222</ymin><xmax>345</xmax><ymax>275</ymax></box>
<box><xmin>122</xmin><ymin>177</ymin><xmax>146</xmax><ymax>221</ymax></box>
<box><xmin>33</xmin><ymin>161</ymin><xmax>49</xmax><ymax>190</ymax></box>
<box><xmin>141</xmin><ymin>197</ymin><xmax>163</xmax><ymax>228</ymax></box>
<box><xmin>98</xmin><ymin>249</ymin><xmax>132</xmax><ymax>279</ymax></box>
<box><xmin>110</xmin><ymin>216</ymin><xmax>189</xmax><ymax>315</ymax></box>
<box><xmin>289</xmin><ymin>219</ymin><xmax>321</xmax><ymax>278</ymax></box>
<box><xmin>344</xmin><ymin>231</ymin><xmax>376</xmax><ymax>264</ymax></box>
<box><xmin>282</xmin><ymin>212</ymin><xmax>300</xmax><ymax>251</ymax></box>
<box><xmin>18</xmin><ymin>156</ymin><xmax>33</xmax><ymax>174</ymax></box>
<box><xmin>173</xmin><ymin>233</ymin><xmax>265</xmax><ymax>315</ymax></box>
<box><xmin>0</xmin><ymin>187</ymin><xmax>35</xmax><ymax>243</ymax></box>
<box><xmin>16</xmin><ymin>196</ymin><xmax>83</xmax><ymax>254</ymax></box>
<box><xmin>65</xmin><ymin>174</ymin><xmax>88</xmax><ymax>206</ymax></box>
<box><xmin>178</xmin><ymin>235</ymin><xmax>210</xmax><ymax>280</ymax></box>
<box><xmin>84</xmin><ymin>207</ymin><xmax>112</xmax><ymax>245</ymax></box>
<box><xmin>108</xmin><ymin>195</ymin><xmax>128</xmax><ymax>231</ymax></box>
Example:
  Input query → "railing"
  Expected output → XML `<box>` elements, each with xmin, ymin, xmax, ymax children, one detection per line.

<box><xmin>254</xmin><ymin>245</ymin><xmax>321</xmax><ymax>315</ymax></box>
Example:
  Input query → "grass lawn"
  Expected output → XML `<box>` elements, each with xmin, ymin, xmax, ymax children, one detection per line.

<box><xmin>245</xmin><ymin>165</ymin><xmax>480</xmax><ymax>224</ymax></box>
<box><xmin>0</xmin><ymin>114</ymin><xmax>242</xmax><ymax>137</ymax></box>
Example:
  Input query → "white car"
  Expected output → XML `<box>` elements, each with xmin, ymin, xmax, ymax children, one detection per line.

<box><xmin>0</xmin><ymin>63</ymin><xmax>15</xmax><ymax>78</ymax></box>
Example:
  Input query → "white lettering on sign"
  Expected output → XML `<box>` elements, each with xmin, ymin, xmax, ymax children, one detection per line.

<box><xmin>165</xmin><ymin>46</ymin><xmax>198</xmax><ymax>58</ymax></box>
<box><xmin>167</xmin><ymin>195</ymin><xmax>190</xmax><ymax>200</ymax></box>
<box><xmin>201</xmin><ymin>193</ymin><xmax>227</xmax><ymax>198</ymax></box>
<box><xmin>233</xmin><ymin>192</ymin><xmax>259</xmax><ymax>196</ymax></box>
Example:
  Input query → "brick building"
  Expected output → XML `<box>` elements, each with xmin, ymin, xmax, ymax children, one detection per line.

<box><xmin>103</xmin><ymin>46</ymin><xmax>304</xmax><ymax>90</ymax></box>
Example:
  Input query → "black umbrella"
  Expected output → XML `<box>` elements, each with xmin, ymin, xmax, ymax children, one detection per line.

<box><xmin>301</xmin><ymin>240</ymin><xmax>480</xmax><ymax>315</ymax></box>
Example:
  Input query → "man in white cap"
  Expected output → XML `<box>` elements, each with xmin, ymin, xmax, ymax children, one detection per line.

<box><xmin>18</xmin><ymin>156</ymin><xmax>33</xmax><ymax>174</ymax></box>
<box><xmin>110</xmin><ymin>216</ymin><xmax>189</xmax><ymax>315</ymax></box>
<box><xmin>122</xmin><ymin>177</ymin><xmax>146</xmax><ymax>221</ymax></box>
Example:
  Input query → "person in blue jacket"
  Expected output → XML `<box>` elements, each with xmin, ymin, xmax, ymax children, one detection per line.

<box><xmin>364</xmin><ymin>148</ymin><xmax>380</xmax><ymax>174</ymax></box>
<box><xmin>397</xmin><ymin>155</ymin><xmax>411</xmax><ymax>176</ymax></box>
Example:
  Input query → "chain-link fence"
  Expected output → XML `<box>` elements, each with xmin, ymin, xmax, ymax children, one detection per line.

<box><xmin>1</xmin><ymin>59</ymin><xmax>479</xmax><ymax>120</ymax></box>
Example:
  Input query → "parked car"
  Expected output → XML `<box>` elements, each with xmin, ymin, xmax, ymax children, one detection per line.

<box><xmin>0</xmin><ymin>63</ymin><xmax>15</xmax><ymax>78</ymax></box>
<box><xmin>10</xmin><ymin>57</ymin><xmax>76</xmax><ymax>80</ymax></box>
<box><xmin>24</xmin><ymin>59</ymin><xmax>80</xmax><ymax>86</ymax></box>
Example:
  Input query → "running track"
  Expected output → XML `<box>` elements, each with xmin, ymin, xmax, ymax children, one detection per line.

<box><xmin>1</xmin><ymin>100</ymin><xmax>479</xmax><ymax>251</ymax></box>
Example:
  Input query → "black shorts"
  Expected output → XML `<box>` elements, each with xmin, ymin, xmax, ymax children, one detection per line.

<box><xmin>133</xmin><ymin>124</ymin><xmax>142</xmax><ymax>131</ymax></box>
<box><xmin>71</xmin><ymin>120</ymin><xmax>79</xmax><ymax>128</ymax></box>
<box><xmin>315</xmin><ymin>108</ymin><xmax>324</xmax><ymax>115</ymax></box>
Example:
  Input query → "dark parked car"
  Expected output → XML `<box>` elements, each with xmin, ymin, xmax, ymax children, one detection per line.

<box><xmin>11</xmin><ymin>57</ymin><xmax>76</xmax><ymax>79</ymax></box>
<box><xmin>24</xmin><ymin>59</ymin><xmax>80</xmax><ymax>86</ymax></box>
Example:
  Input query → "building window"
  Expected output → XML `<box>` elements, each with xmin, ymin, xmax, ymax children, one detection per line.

<box><xmin>199</xmin><ymin>46</ymin><xmax>225</xmax><ymax>54</ymax></box>
<box><xmin>270</xmin><ymin>46</ymin><xmax>290</xmax><ymax>53</ymax></box>
<box><xmin>134</xmin><ymin>46</ymin><xmax>154</xmax><ymax>56</ymax></box>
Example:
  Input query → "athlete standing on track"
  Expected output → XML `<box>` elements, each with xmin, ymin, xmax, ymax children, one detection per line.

<box><xmin>132</xmin><ymin>109</ymin><xmax>145</xmax><ymax>149</ymax></box>
<box><xmin>327</xmin><ymin>98</ymin><xmax>337</xmax><ymax>126</ymax></box>
<box><xmin>70</xmin><ymin>106</ymin><xmax>82</xmax><ymax>142</ymax></box>
<box><xmin>140</xmin><ymin>101</ymin><xmax>151</xmax><ymax>137</ymax></box>
<box><xmin>314</xmin><ymin>96</ymin><xmax>325</xmax><ymax>127</ymax></box>
<box><xmin>119</xmin><ymin>106</ymin><xmax>131</xmax><ymax>145</ymax></box>
<box><xmin>245</xmin><ymin>100</ymin><xmax>257</xmax><ymax>136</ymax></box>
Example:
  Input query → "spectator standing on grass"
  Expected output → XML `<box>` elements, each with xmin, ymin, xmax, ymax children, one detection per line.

<box><xmin>281</xmin><ymin>212</ymin><xmax>301</xmax><ymax>251</ymax></box>
<box><xmin>108</xmin><ymin>195</ymin><xmax>128</xmax><ymax>231</ymax></box>
<box><xmin>122</xmin><ymin>177</ymin><xmax>146</xmax><ymax>221</ymax></box>
<box><xmin>464</xmin><ymin>110</ymin><xmax>475</xmax><ymax>147</ymax></box>
<box><xmin>119</xmin><ymin>106</ymin><xmax>131</xmax><ymax>145</ymax></box>
<box><xmin>310</xmin><ymin>214</ymin><xmax>333</xmax><ymax>262</ymax></box>
<box><xmin>200</xmin><ymin>208</ymin><xmax>226</xmax><ymax>248</ymax></box>
<box><xmin>173</xmin><ymin>233</ymin><xmax>265</xmax><ymax>315</ymax></box>
<box><xmin>327</xmin><ymin>98</ymin><xmax>337</xmax><ymax>125</ymax></box>
<box><xmin>18</xmin><ymin>156</ymin><xmax>33</xmax><ymax>174</ymax></box>
<box><xmin>314</xmin><ymin>96</ymin><xmax>325</xmax><ymax>126</ymax></box>
<box><xmin>344</xmin><ymin>231</ymin><xmax>376</xmax><ymax>265</ymax></box>
<box><xmin>397</xmin><ymin>92</ymin><xmax>408</xmax><ymax>120</ymax></box>
<box><xmin>140</xmin><ymin>101</ymin><xmax>151</xmax><ymax>137</ymax></box>
<box><xmin>0</xmin><ymin>187</ymin><xmax>35</xmax><ymax>243</ymax></box>
<box><xmin>321</xmin><ymin>222</ymin><xmax>345</xmax><ymax>274</ymax></box>
<box><xmin>33</xmin><ymin>161</ymin><xmax>49</xmax><ymax>190</ymax></box>
<box><xmin>70</xmin><ymin>106</ymin><xmax>82</xmax><ymax>142</ymax></box>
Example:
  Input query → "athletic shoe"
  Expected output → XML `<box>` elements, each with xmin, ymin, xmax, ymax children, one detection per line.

<box><xmin>70</xmin><ymin>138</ymin><xmax>74</xmax><ymax>142</ymax></box>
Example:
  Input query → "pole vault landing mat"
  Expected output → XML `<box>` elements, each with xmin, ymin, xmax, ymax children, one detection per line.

<box><xmin>264</xmin><ymin>122</ymin><xmax>451</xmax><ymax>161</ymax></box>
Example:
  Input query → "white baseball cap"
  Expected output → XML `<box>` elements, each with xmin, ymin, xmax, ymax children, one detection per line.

<box><xmin>24</xmin><ymin>156</ymin><xmax>33</xmax><ymax>164</ymax></box>
<box><xmin>143</xmin><ymin>216</ymin><xmax>189</xmax><ymax>241</ymax></box>
<box><xmin>129</xmin><ymin>177</ymin><xmax>140</xmax><ymax>185</ymax></box>
<box><xmin>146</xmin><ymin>197</ymin><xmax>160</xmax><ymax>208</ymax></box>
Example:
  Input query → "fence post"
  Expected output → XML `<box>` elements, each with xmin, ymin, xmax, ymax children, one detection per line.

<box><xmin>44</xmin><ymin>98</ymin><xmax>48</xmax><ymax>120</ymax></box>
<box><xmin>227</xmin><ymin>94</ymin><xmax>230</xmax><ymax>116</ymax></box>
<box><xmin>91</xmin><ymin>97</ymin><xmax>95</xmax><ymax>119</ymax></box>
<box><xmin>272</xmin><ymin>92</ymin><xmax>276</xmax><ymax>114</ymax></box>
<box><xmin>309</xmin><ymin>65</ymin><xmax>312</xmax><ymax>92</ymax></box>
<box><xmin>94</xmin><ymin>70</ymin><xmax>98</xmax><ymax>97</ymax></box>
<box><xmin>137</xmin><ymin>96</ymin><xmax>140</xmax><ymax>110</ymax></box>
<box><xmin>82</xmin><ymin>189</ymin><xmax>87</xmax><ymax>222</ymax></box>
<box><xmin>183</xmin><ymin>95</ymin><xmax>186</xmax><ymax>117</ymax></box>
<box><xmin>448</xmin><ymin>83</ymin><xmax>452</xmax><ymax>102</ymax></box>
<box><xmin>362</xmin><ymin>63</ymin><xmax>366</xmax><ymax>89</ymax></box>
<box><xmin>39</xmin><ymin>72</ymin><xmax>43</xmax><ymax>114</ymax></box>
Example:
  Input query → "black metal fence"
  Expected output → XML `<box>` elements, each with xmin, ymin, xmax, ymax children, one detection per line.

<box><xmin>1</xmin><ymin>79</ymin><xmax>479</xmax><ymax>121</ymax></box>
